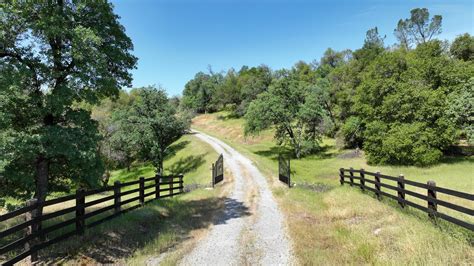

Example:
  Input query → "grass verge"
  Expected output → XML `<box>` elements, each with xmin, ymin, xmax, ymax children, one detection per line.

<box><xmin>1</xmin><ymin>134</ymin><xmax>227</xmax><ymax>265</ymax></box>
<box><xmin>192</xmin><ymin>111</ymin><xmax>474</xmax><ymax>265</ymax></box>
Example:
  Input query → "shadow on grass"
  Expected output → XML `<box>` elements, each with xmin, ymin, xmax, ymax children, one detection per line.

<box><xmin>112</xmin><ymin>165</ymin><xmax>156</xmax><ymax>183</ymax></box>
<box><xmin>216</xmin><ymin>112</ymin><xmax>240</xmax><ymax>120</ymax></box>
<box><xmin>164</xmin><ymin>140</ymin><xmax>191</xmax><ymax>160</ymax></box>
<box><xmin>167</xmin><ymin>154</ymin><xmax>207</xmax><ymax>175</ymax></box>
<box><xmin>254</xmin><ymin>143</ymin><xmax>335</xmax><ymax>161</ymax></box>
<box><xmin>439</xmin><ymin>155</ymin><xmax>474</xmax><ymax>165</ymax></box>
<box><xmin>38</xmin><ymin>196</ymin><xmax>250</xmax><ymax>264</ymax></box>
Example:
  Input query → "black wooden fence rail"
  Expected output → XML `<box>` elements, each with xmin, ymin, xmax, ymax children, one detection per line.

<box><xmin>0</xmin><ymin>174</ymin><xmax>184</xmax><ymax>265</ymax></box>
<box><xmin>340</xmin><ymin>168</ymin><xmax>473</xmax><ymax>231</ymax></box>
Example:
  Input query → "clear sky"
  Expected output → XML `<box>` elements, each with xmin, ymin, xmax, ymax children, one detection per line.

<box><xmin>111</xmin><ymin>0</ymin><xmax>473</xmax><ymax>96</ymax></box>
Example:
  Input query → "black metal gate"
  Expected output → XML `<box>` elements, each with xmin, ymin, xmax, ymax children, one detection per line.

<box><xmin>212</xmin><ymin>154</ymin><xmax>224</xmax><ymax>187</ymax></box>
<box><xmin>278</xmin><ymin>154</ymin><xmax>291</xmax><ymax>187</ymax></box>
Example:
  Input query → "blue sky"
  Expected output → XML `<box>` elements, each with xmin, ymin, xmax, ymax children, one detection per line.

<box><xmin>111</xmin><ymin>0</ymin><xmax>473</xmax><ymax>96</ymax></box>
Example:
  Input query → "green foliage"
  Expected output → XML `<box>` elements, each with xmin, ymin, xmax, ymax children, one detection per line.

<box><xmin>339</xmin><ymin>116</ymin><xmax>364</xmax><ymax>148</ymax></box>
<box><xmin>447</xmin><ymin>78</ymin><xmax>474</xmax><ymax>144</ymax></box>
<box><xmin>182</xmin><ymin>71</ymin><xmax>222</xmax><ymax>113</ymax></box>
<box><xmin>394</xmin><ymin>8</ymin><xmax>442</xmax><ymax>48</ymax></box>
<box><xmin>354</xmin><ymin>41</ymin><xmax>473</xmax><ymax>165</ymax></box>
<box><xmin>0</xmin><ymin>1</ymin><xmax>137</xmax><ymax>200</ymax></box>
<box><xmin>116</xmin><ymin>87</ymin><xmax>190</xmax><ymax>172</ymax></box>
<box><xmin>245</xmin><ymin>67</ymin><xmax>325</xmax><ymax>158</ymax></box>
<box><xmin>450</xmin><ymin>33</ymin><xmax>474</xmax><ymax>61</ymax></box>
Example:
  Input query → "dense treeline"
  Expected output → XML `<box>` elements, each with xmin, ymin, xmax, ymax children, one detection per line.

<box><xmin>181</xmin><ymin>8</ymin><xmax>474</xmax><ymax>165</ymax></box>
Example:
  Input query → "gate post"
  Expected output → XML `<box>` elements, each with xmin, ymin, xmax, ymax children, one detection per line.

<box><xmin>288</xmin><ymin>157</ymin><xmax>291</xmax><ymax>188</ymax></box>
<box><xmin>212</xmin><ymin>163</ymin><xmax>215</xmax><ymax>188</ymax></box>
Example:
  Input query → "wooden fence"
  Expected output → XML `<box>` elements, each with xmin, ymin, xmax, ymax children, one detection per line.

<box><xmin>339</xmin><ymin>168</ymin><xmax>473</xmax><ymax>231</ymax></box>
<box><xmin>212</xmin><ymin>154</ymin><xmax>224</xmax><ymax>187</ymax></box>
<box><xmin>0</xmin><ymin>174</ymin><xmax>184</xmax><ymax>265</ymax></box>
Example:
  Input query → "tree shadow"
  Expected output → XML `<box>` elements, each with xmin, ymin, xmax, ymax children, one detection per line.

<box><xmin>216</xmin><ymin>112</ymin><xmax>240</xmax><ymax>120</ymax></box>
<box><xmin>439</xmin><ymin>155</ymin><xmax>474</xmax><ymax>165</ymax></box>
<box><xmin>164</xmin><ymin>140</ymin><xmax>190</xmax><ymax>160</ymax></box>
<box><xmin>254</xmin><ymin>143</ymin><xmax>334</xmax><ymax>161</ymax></box>
<box><xmin>167</xmin><ymin>154</ymin><xmax>207</xmax><ymax>175</ymax></box>
<box><xmin>38</xmin><ymin>196</ymin><xmax>250</xmax><ymax>264</ymax></box>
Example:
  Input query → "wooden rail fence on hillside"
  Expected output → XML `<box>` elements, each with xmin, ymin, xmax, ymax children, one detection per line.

<box><xmin>0</xmin><ymin>175</ymin><xmax>184</xmax><ymax>265</ymax></box>
<box><xmin>340</xmin><ymin>168</ymin><xmax>473</xmax><ymax>231</ymax></box>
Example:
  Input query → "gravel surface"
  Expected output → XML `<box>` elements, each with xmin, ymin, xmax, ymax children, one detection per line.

<box><xmin>179</xmin><ymin>130</ymin><xmax>293</xmax><ymax>265</ymax></box>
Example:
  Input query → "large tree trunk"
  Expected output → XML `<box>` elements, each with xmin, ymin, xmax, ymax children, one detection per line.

<box><xmin>34</xmin><ymin>155</ymin><xmax>49</xmax><ymax>238</ymax></box>
<box><xmin>34</xmin><ymin>156</ymin><xmax>49</xmax><ymax>203</ymax></box>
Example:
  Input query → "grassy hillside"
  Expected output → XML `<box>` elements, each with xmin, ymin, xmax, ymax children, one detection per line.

<box><xmin>1</xmin><ymin>134</ymin><xmax>225</xmax><ymax>265</ymax></box>
<box><xmin>192</xmin><ymin>111</ymin><xmax>474</xmax><ymax>265</ymax></box>
<box><xmin>109</xmin><ymin>134</ymin><xmax>217</xmax><ymax>187</ymax></box>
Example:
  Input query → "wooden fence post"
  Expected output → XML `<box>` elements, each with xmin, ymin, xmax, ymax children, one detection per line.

<box><xmin>397</xmin><ymin>174</ymin><xmax>405</xmax><ymax>208</ymax></box>
<box><xmin>427</xmin><ymin>180</ymin><xmax>437</xmax><ymax>218</ymax></box>
<box><xmin>360</xmin><ymin>168</ymin><xmax>365</xmax><ymax>191</ymax></box>
<box><xmin>212</xmin><ymin>163</ymin><xmax>215</xmax><ymax>188</ymax></box>
<box><xmin>375</xmin><ymin>171</ymin><xmax>381</xmax><ymax>200</ymax></box>
<box><xmin>139</xmin><ymin>177</ymin><xmax>145</xmax><ymax>206</ymax></box>
<box><xmin>288</xmin><ymin>158</ymin><xmax>291</xmax><ymax>188</ymax></box>
<box><xmin>339</xmin><ymin>168</ymin><xmax>344</xmax><ymax>185</ymax></box>
<box><xmin>155</xmin><ymin>174</ymin><xmax>160</xmax><ymax>199</ymax></box>
<box><xmin>349</xmin><ymin>167</ymin><xmax>354</xmax><ymax>186</ymax></box>
<box><xmin>170</xmin><ymin>176</ymin><xmax>174</xmax><ymax>198</ymax></box>
<box><xmin>179</xmin><ymin>174</ymin><xmax>184</xmax><ymax>193</ymax></box>
<box><xmin>75</xmin><ymin>189</ymin><xmax>85</xmax><ymax>235</ymax></box>
<box><xmin>114</xmin><ymin>181</ymin><xmax>121</xmax><ymax>214</ymax></box>
<box><xmin>25</xmin><ymin>198</ymin><xmax>39</xmax><ymax>263</ymax></box>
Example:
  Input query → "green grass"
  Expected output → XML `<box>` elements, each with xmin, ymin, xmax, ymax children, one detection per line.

<box><xmin>192</xmin><ymin>111</ymin><xmax>474</xmax><ymax>265</ymax></box>
<box><xmin>1</xmin><ymin>134</ymin><xmax>222</xmax><ymax>264</ymax></box>
<box><xmin>109</xmin><ymin>134</ymin><xmax>216</xmax><ymax>186</ymax></box>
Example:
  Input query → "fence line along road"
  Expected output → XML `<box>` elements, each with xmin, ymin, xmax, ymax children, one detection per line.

<box><xmin>0</xmin><ymin>174</ymin><xmax>184</xmax><ymax>265</ymax></box>
<box><xmin>340</xmin><ymin>168</ymin><xmax>473</xmax><ymax>231</ymax></box>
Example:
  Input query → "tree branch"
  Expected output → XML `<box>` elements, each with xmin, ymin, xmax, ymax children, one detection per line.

<box><xmin>0</xmin><ymin>50</ymin><xmax>41</xmax><ymax>90</ymax></box>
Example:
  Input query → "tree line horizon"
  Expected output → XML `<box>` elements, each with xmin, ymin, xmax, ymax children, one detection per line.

<box><xmin>180</xmin><ymin>7</ymin><xmax>473</xmax><ymax>164</ymax></box>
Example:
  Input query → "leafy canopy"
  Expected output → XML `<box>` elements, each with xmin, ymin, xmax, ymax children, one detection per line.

<box><xmin>245</xmin><ymin>65</ymin><xmax>326</xmax><ymax>158</ymax></box>
<box><xmin>0</xmin><ymin>1</ymin><xmax>137</xmax><ymax>199</ymax></box>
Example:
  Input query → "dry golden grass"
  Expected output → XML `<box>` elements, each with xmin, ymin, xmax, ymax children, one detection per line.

<box><xmin>193</xmin><ymin>111</ymin><xmax>474</xmax><ymax>265</ymax></box>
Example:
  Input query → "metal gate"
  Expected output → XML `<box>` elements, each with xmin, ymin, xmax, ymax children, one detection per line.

<box><xmin>212</xmin><ymin>154</ymin><xmax>224</xmax><ymax>187</ymax></box>
<box><xmin>278</xmin><ymin>154</ymin><xmax>291</xmax><ymax>187</ymax></box>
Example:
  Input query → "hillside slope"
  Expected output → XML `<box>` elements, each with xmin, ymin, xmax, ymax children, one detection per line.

<box><xmin>192</xmin><ymin>111</ymin><xmax>474</xmax><ymax>265</ymax></box>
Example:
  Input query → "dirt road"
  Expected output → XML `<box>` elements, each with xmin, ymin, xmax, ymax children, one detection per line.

<box><xmin>179</xmin><ymin>130</ymin><xmax>293</xmax><ymax>265</ymax></box>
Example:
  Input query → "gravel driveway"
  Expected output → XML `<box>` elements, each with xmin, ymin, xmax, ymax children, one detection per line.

<box><xmin>179</xmin><ymin>130</ymin><xmax>294</xmax><ymax>265</ymax></box>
